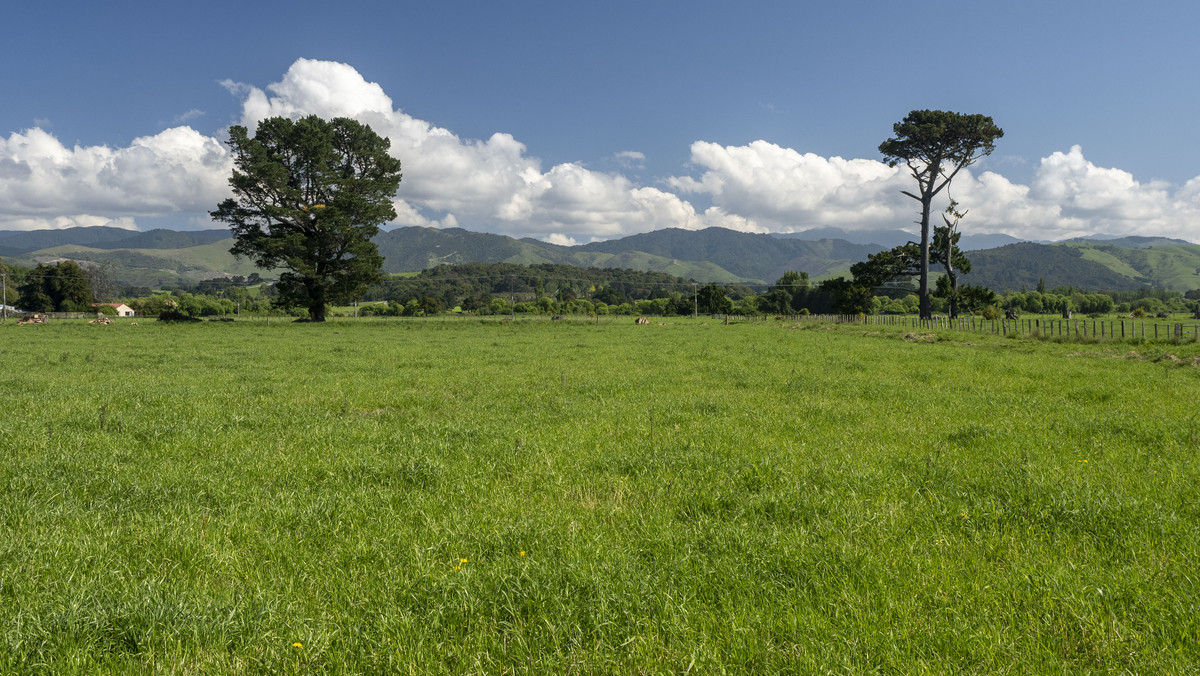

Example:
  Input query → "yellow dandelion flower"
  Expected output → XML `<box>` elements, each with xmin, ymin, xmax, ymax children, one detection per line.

<box><xmin>460</xmin><ymin>558</ymin><xmax>469</xmax><ymax>563</ymax></box>
<box><xmin>519</xmin><ymin>551</ymin><xmax>526</xmax><ymax>556</ymax></box>
<box><xmin>293</xmin><ymin>642</ymin><xmax>303</xmax><ymax>649</ymax></box>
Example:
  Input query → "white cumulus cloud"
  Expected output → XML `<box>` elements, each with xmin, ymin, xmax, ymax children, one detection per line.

<box><xmin>224</xmin><ymin>58</ymin><xmax>706</xmax><ymax>239</ymax></box>
<box><xmin>669</xmin><ymin>139</ymin><xmax>1200</xmax><ymax>242</ymax></box>
<box><xmin>543</xmin><ymin>233</ymin><xmax>580</xmax><ymax>246</ymax></box>
<box><xmin>668</xmin><ymin>140</ymin><xmax>906</xmax><ymax>232</ymax></box>
<box><xmin>0</xmin><ymin>125</ymin><xmax>230</xmax><ymax>230</ymax></box>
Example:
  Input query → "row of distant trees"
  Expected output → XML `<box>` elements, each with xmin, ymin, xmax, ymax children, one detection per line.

<box><xmin>350</xmin><ymin>267</ymin><xmax>1200</xmax><ymax>318</ymax></box>
<box><xmin>5</xmin><ymin>257</ymin><xmax>1199</xmax><ymax>319</ymax></box>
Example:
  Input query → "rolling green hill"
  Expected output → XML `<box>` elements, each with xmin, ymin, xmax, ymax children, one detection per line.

<box><xmin>965</xmin><ymin>241</ymin><xmax>1200</xmax><ymax>292</ymax></box>
<box><xmin>9</xmin><ymin>224</ymin><xmax>1200</xmax><ymax>293</ymax></box>
<box><xmin>30</xmin><ymin>240</ymin><xmax>265</xmax><ymax>288</ymax></box>
<box><xmin>1067</xmin><ymin>243</ymin><xmax>1200</xmax><ymax>291</ymax></box>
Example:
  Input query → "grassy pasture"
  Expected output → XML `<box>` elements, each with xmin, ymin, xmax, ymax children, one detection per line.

<box><xmin>1</xmin><ymin>318</ymin><xmax>1199</xmax><ymax>673</ymax></box>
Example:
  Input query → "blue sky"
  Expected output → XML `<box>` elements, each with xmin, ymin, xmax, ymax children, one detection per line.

<box><xmin>3</xmin><ymin>0</ymin><xmax>1199</xmax><ymax>242</ymax></box>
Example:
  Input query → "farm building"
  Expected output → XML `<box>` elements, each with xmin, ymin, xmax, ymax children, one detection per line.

<box><xmin>93</xmin><ymin>303</ymin><xmax>136</xmax><ymax>317</ymax></box>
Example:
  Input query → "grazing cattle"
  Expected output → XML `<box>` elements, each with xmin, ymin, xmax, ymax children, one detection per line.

<box><xmin>1156</xmin><ymin>312</ymin><xmax>1170</xmax><ymax>318</ymax></box>
<box><xmin>1005</xmin><ymin>308</ymin><xmax>1019</xmax><ymax>320</ymax></box>
<box><xmin>635</xmin><ymin>317</ymin><xmax>650</xmax><ymax>324</ymax></box>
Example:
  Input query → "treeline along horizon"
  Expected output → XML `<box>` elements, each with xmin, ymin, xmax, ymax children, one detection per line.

<box><xmin>362</xmin><ymin>263</ymin><xmax>711</xmax><ymax>307</ymax></box>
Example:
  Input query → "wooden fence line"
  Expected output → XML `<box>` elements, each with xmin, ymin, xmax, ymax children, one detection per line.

<box><xmin>849</xmin><ymin>314</ymin><xmax>1200</xmax><ymax>341</ymax></box>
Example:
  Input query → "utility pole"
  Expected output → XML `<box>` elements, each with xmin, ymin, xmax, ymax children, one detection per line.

<box><xmin>1</xmin><ymin>272</ymin><xmax>6</xmax><ymax>324</ymax></box>
<box><xmin>693</xmin><ymin>283</ymin><xmax>698</xmax><ymax>318</ymax></box>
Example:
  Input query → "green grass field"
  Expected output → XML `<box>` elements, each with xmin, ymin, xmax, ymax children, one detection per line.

<box><xmin>2</xmin><ymin>318</ymin><xmax>1199</xmax><ymax>673</ymax></box>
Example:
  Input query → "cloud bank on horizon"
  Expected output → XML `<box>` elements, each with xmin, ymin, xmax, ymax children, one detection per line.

<box><xmin>3</xmin><ymin>58</ymin><xmax>1199</xmax><ymax>243</ymax></box>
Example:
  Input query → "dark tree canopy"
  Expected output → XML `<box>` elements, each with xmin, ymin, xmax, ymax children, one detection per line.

<box><xmin>850</xmin><ymin>244</ymin><xmax>921</xmax><ymax>292</ymax></box>
<box><xmin>879</xmin><ymin>110</ymin><xmax>1002</xmax><ymax>319</ymax></box>
<box><xmin>211</xmin><ymin>115</ymin><xmax>402</xmax><ymax>321</ymax></box>
<box><xmin>697</xmin><ymin>283</ymin><xmax>733</xmax><ymax>314</ymax></box>
<box><xmin>18</xmin><ymin>260</ymin><xmax>94</xmax><ymax>312</ymax></box>
<box><xmin>818</xmin><ymin>277</ymin><xmax>874</xmax><ymax>315</ymax></box>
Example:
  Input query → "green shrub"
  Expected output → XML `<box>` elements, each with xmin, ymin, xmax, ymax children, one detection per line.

<box><xmin>156</xmin><ymin>309</ymin><xmax>201</xmax><ymax>322</ymax></box>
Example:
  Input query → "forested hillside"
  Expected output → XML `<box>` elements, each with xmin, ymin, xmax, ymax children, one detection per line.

<box><xmin>0</xmin><ymin>227</ymin><xmax>228</xmax><ymax>257</ymax></box>
<box><xmin>964</xmin><ymin>243</ymin><xmax>1142</xmax><ymax>290</ymax></box>
<box><xmin>579</xmin><ymin>227</ymin><xmax>881</xmax><ymax>281</ymax></box>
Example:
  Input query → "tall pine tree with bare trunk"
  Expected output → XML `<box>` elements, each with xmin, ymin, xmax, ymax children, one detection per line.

<box><xmin>879</xmin><ymin>110</ymin><xmax>1001</xmax><ymax>319</ymax></box>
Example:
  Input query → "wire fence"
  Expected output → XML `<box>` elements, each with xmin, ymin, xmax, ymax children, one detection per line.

<box><xmin>861</xmin><ymin>314</ymin><xmax>1200</xmax><ymax>341</ymax></box>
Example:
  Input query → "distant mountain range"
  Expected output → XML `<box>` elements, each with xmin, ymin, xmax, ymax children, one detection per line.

<box><xmin>0</xmin><ymin>227</ymin><xmax>229</xmax><ymax>257</ymax></box>
<box><xmin>3</xmin><ymin>225</ymin><xmax>1198</xmax><ymax>293</ymax></box>
<box><xmin>780</xmin><ymin>227</ymin><xmax>1024</xmax><ymax>251</ymax></box>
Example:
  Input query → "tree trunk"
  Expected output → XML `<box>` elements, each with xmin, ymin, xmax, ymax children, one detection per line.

<box><xmin>944</xmin><ymin>245</ymin><xmax>958</xmax><ymax>319</ymax></box>
<box><xmin>308</xmin><ymin>280</ymin><xmax>327</xmax><ymax>322</ymax></box>
<box><xmin>918</xmin><ymin>196</ymin><xmax>932</xmax><ymax>320</ymax></box>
